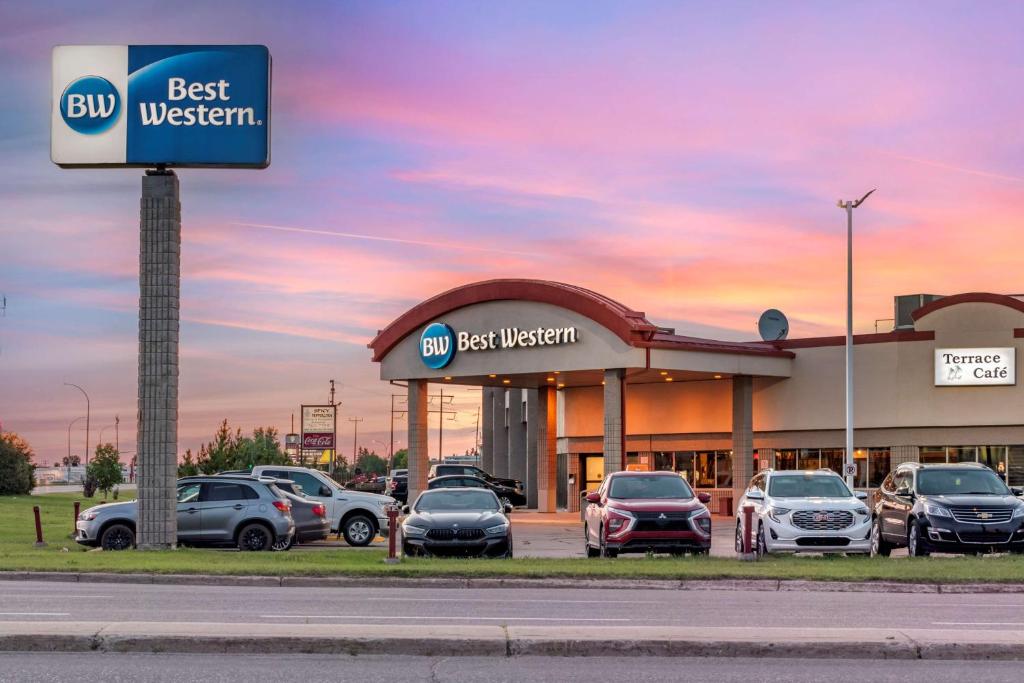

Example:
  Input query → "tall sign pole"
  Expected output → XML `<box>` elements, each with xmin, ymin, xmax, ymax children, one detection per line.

<box><xmin>137</xmin><ymin>169</ymin><xmax>180</xmax><ymax>549</ymax></box>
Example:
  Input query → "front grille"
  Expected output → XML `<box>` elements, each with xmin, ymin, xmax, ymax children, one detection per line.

<box><xmin>949</xmin><ymin>507</ymin><xmax>1014</xmax><ymax>524</ymax></box>
<box><xmin>633</xmin><ymin>511</ymin><xmax>692</xmax><ymax>532</ymax></box>
<box><xmin>956</xmin><ymin>531</ymin><xmax>1013</xmax><ymax>544</ymax></box>
<box><xmin>426</xmin><ymin>528</ymin><xmax>484</xmax><ymax>541</ymax></box>
<box><xmin>791</xmin><ymin>510</ymin><xmax>854</xmax><ymax>531</ymax></box>
<box><xmin>795</xmin><ymin>537</ymin><xmax>851</xmax><ymax>547</ymax></box>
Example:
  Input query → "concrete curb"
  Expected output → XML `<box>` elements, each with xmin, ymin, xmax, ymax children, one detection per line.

<box><xmin>1</xmin><ymin>571</ymin><xmax>1023</xmax><ymax>594</ymax></box>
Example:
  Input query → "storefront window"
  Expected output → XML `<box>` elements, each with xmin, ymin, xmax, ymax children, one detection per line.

<box><xmin>694</xmin><ymin>452</ymin><xmax>715</xmax><ymax>488</ymax></box>
<box><xmin>1008</xmin><ymin>446</ymin><xmax>1024</xmax><ymax>487</ymax></box>
<box><xmin>674</xmin><ymin>452</ymin><xmax>694</xmax><ymax>482</ymax></box>
<box><xmin>977</xmin><ymin>447</ymin><xmax>1007</xmax><ymax>479</ymax></box>
<box><xmin>919</xmin><ymin>447</ymin><xmax>946</xmax><ymax>464</ymax></box>
<box><xmin>821</xmin><ymin>449</ymin><xmax>845</xmax><ymax>475</ymax></box>
<box><xmin>868</xmin><ymin>448</ymin><xmax>890</xmax><ymax>488</ymax></box>
<box><xmin>948</xmin><ymin>446</ymin><xmax>976</xmax><ymax>463</ymax></box>
<box><xmin>653</xmin><ymin>452</ymin><xmax>673</xmax><ymax>472</ymax></box>
<box><xmin>716</xmin><ymin>451</ymin><xmax>733</xmax><ymax>488</ymax></box>
<box><xmin>775</xmin><ymin>450</ymin><xmax>797</xmax><ymax>470</ymax></box>
<box><xmin>853</xmin><ymin>449</ymin><xmax>868</xmax><ymax>488</ymax></box>
<box><xmin>798</xmin><ymin>449</ymin><xmax>820</xmax><ymax>470</ymax></box>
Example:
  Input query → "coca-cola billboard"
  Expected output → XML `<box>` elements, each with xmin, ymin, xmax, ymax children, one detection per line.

<box><xmin>302</xmin><ymin>432</ymin><xmax>334</xmax><ymax>448</ymax></box>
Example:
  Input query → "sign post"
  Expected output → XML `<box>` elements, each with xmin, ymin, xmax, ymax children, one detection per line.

<box><xmin>51</xmin><ymin>45</ymin><xmax>271</xmax><ymax>550</ymax></box>
<box><xmin>301</xmin><ymin>405</ymin><xmax>337</xmax><ymax>471</ymax></box>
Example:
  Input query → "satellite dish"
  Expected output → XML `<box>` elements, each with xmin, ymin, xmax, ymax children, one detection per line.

<box><xmin>758</xmin><ymin>309</ymin><xmax>789</xmax><ymax>341</ymax></box>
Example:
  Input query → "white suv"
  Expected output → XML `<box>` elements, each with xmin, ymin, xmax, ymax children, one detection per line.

<box><xmin>252</xmin><ymin>465</ymin><xmax>395</xmax><ymax>546</ymax></box>
<box><xmin>735</xmin><ymin>469</ymin><xmax>871</xmax><ymax>555</ymax></box>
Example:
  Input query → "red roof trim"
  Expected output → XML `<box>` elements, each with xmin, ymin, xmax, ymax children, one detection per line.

<box><xmin>1014</xmin><ymin>328</ymin><xmax>1024</xmax><ymax>338</ymax></box>
<box><xmin>774</xmin><ymin>330</ymin><xmax>935</xmax><ymax>349</ymax></box>
<box><xmin>368</xmin><ymin>279</ymin><xmax>662</xmax><ymax>362</ymax></box>
<box><xmin>911</xmin><ymin>292</ymin><xmax>1024</xmax><ymax>321</ymax></box>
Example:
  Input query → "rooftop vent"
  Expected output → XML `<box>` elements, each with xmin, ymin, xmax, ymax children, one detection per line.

<box><xmin>894</xmin><ymin>294</ymin><xmax>943</xmax><ymax>329</ymax></box>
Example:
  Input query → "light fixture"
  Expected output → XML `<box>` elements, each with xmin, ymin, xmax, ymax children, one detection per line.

<box><xmin>665</xmin><ymin>377</ymin><xmax>673</xmax><ymax>382</ymax></box>
<box><xmin>713</xmin><ymin>375</ymin><xmax>722</xmax><ymax>379</ymax></box>
<box><xmin>502</xmin><ymin>378</ymin><xmax>511</xmax><ymax>385</ymax></box>
<box><xmin>546</xmin><ymin>377</ymin><xmax>555</xmax><ymax>382</ymax></box>
<box><xmin>553</xmin><ymin>371</ymin><xmax>560</xmax><ymax>375</ymax></box>
<box><xmin>443</xmin><ymin>376</ymin><xmax>452</xmax><ymax>381</ymax></box>
<box><xmin>557</xmin><ymin>383</ymin><xmax>565</xmax><ymax>389</ymax></box>
<box><xmin>659</xmin><ymin>371</ymin><xmax>668</xmax><ymax>376</ymax></box>
<box><xmin>601</xmin><ymin>380</ymin><xmax>606</xmax><ymax>385</ymax></box>
<box><xmin>488</xmin><ymin>374</ymin><xmax>497</xmax><ymax>378</ymax></box>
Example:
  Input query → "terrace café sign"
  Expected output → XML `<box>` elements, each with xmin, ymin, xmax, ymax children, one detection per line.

<box><xmin>935</xmin><ymin>348</ymin><xmax>1015</xmax><ymax>386</ymax></box>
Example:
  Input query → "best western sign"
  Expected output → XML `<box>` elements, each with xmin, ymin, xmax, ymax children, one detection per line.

<box><xmin>52</xmin><ymin>45</ymin><xmax>270</xmax><ymax>168</ymax></box>
<box><xmin>935</xmin><ymin>348</ymin><xmax>1016</xmax><ymax>386</ymax></box>
<box><xmin>419</xmin><ymin>322</ymin><xmax>580</xmax><ymax>369</ymax></box>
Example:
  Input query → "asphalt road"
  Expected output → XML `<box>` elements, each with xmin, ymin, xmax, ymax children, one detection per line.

<box><xmin>3</xmin><ymin>579</ymin><xmax>1023</xmax><ymax>630</ymax></box>
<box><xmin>2</xmin><ymin>653</ymin><xmax>1022</xmax><ymax>683</ymax></box>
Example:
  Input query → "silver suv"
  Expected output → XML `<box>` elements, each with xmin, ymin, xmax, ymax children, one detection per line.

<box><xmin>75</xmin><ymin>475</ymin><xmax>295</xmax><ymax>551</ymax></box>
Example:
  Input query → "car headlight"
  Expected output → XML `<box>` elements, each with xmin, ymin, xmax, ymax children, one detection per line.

<box><xmin>605</xmin><ymin>506</ymin><xmax>635</xmax><ymax>534</ymax></box>
<box><xmin>78</xmin><ymin>511</ymin><xmax>98</xmax><ymax>521</ymax></box>
<box><xmin>692</xmin><ymin>510</ymin><xmax>712</xmax><ymax>534</ymax></box>
<box><xmin>1012</xmin><ymin>506</ymin><xmax>1024</xmax><ymax>519</ymax></box>
<box><xmin>854</xmin><ymin>506</ymin><xmax>870</xmax><ymax>516</ymax></box>
<box><xmin>402</xmin><ymin>524</ymin><xmax>427</xmax><ymax>536</ymax></box>
<box><xmin>486</xmin><ymin>522</ymin><xmax>510</xmax><ymax>535</ymax></box>
<box><xmin>923</xmin><ymin>503</ymin><xmax>952</xmax><ymax>518</ymax></box>
<box><xmin>768</xmin><ymin>507</ymin><xmax>791</xmax><ymax>522</ymax></box>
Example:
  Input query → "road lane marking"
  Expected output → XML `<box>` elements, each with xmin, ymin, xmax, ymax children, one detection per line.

<box><xmin>0</xmin><ymin>612</ymin><xmax>70</xmax><ymax>617</ymax></box>
<box><xmin>1</xmin><ymin>595</ymin><xmax>113</xmax><ymax>599</ymax></box>
<box><xmin>264</xmin><ymin>618</ymin><xmax>630</xmax><ymax>622</ymax></box>
<box><xmin>373</xmin><ymin>597</ymin><xmax>660</xmax><ymax>604</ymax></box>
<box><xmin>932</xmin><ymin>621</ymin><xmax>1024</xmax><ymax>626</ymax></box>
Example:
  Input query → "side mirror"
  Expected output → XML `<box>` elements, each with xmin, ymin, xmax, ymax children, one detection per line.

<box><xmin>895</xmin><ymin>485</ymin><xmax>913</xmax><ymax>498</ymax></box>
<box><xmin>319</xmin><ymin>485</ymin><xmax>332</xmax><ymax>497</ymax></box>
<box><xmin>855</xmin><ymin>491</ymin><xmax>868</xmax><ymax>500</ymax></box>
<box><xmin>745</xmin><ymin>489</ymin><xmax>764</xmax><ymax>501</ymax></box>
<box><xmin>585</xmin><ymin>492</ymin><xmax>601</xmax><ymax>504</ymax></box>
<box><xmin>1011</xmin><ymin>487</ymin><xmax>1024</xmax><ymax>497</ymax></box>
<box><xmin>697</xmin><ymin>492</ymin><xmax>711</xmax><ymax>504</ymax></box>
<box><xmin>504</xmin><ymin>503</ymin><xmax>513</xmax><ymax>514</ymax></box>
<box><xmin>401</xmin><ymin>505</ymin><xmax>410</xmax><ymax>514</ymax></box>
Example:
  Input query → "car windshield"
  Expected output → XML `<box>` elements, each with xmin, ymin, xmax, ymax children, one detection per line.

<box><xmin>415</xmin><ymin>489</ymin><xmax>499</xmax><ymax>512</ymax></box>
<box><xmin>768</xmin><ymin>474</ymin><xmax>851</xmax><ymax>498</ymax></box>
<box><xmin>608</xmin><ymin>475</ymin><xmax>694</xmax><ymax>500</ymax></box>
<box><xmin>917</xmin><ymin>469</ymin><xmax>1010</xmax><ymax>496</ymax></box>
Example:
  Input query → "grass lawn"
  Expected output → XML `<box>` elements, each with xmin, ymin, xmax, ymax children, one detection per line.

<box><xmin>3</xmin><ymin>492</ymin><xmax>1024</xmax><ymax>582</ymax></box>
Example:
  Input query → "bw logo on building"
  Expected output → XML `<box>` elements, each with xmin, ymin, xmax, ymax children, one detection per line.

<box><xmin>420</xmin><ymin>323</ymin><xmax>456</xmax><ymax>369</ymax></box>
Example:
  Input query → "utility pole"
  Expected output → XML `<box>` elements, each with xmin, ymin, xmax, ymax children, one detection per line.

<box><xmin>427</xmin><ymin>391</ymin><xmax>456</xmax><ymax>462</ymax></box>
<box><xmin>115</xmin><ymin>415</ymin><xmax>119</xmax><ymax>453</ymax></box>
<box><xmin>67</xmin><ymin>416</ymin><xmax>85</xmax><ymax>481</ymax></box>
<box><xmin>389</xmin><ymin>393</ymin><xmax>408</xmax><ymax>471</ymax></box>
<box><xmin>474</xmin><ymin>405</ymin><xmax>481</xmax><ymax>455</ymax></box>
<box><xmin>836</xmin><ymin>189</ymin><xmax>875</xmax><ymax>489</ymax></box>
<box><xmin>63</xmin><ymin>382</ymin><xmax>90</xmax><ymax>466</ymax></box>
<box><xmin>349</xmin><ymin>417</ymin><xmax>363</xmax><ymax>464</ymax></box>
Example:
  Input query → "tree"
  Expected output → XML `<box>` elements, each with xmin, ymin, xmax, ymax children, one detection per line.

<box><xmin>392</xmin><ymin>448</ymin><xmax>408</xmax><ymax>470</ymax></box>
<box><xmin>355</xmin><ymin>447</ymin><xmax>387</xmax><ymax>477</ymax></box>
<box><xmin>62</xmin><ymin>455</ymin><xmax>81</xmax><ymax>467</ymax></box>
<box><xmin>0</xmin><ymin>431</ymin><xmax>35</xmax><ymax>495</ymax></box>
<box><xmin>177</xmin><ymin>420</ymin><xmax>292</xmax><ymax>477</ymax></box>
<box><xmin>178</xmin><ymin>449</ymin><xmax>199</xmax><ymax>477</ymax></box>
<box><xmin>87</xmin><ymin>443</ymin><xmax>123</xmax><ymax>498</ymax></box>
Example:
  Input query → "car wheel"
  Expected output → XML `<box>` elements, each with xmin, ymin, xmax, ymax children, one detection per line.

<box><xmin>100</xmin><ymin>523</ymin><xmax>135</xmax><ymax>551</ymax></box>
<box><xmin>271</xmin><ymin>535</ymin><xmax>294</xmax><ymax>551</ymax></box>
<box><xmin>237</xmin><ymin>523</ymin><xmax>272</xmax><ymax>551</ymax></box>
<box><xmin>343</xmin><ymin>515</ymin><xmax>375</xmax><ymax>547</ymax></box>
<box><xmin>504</xmin><ymin>538</ymin><xmax>514</xmax><ymax>560</ymax></box>
<box><xmin>907</xmin><ymin>520</ymin><xmax>930</xmax><ymax>557</ymax></box>
<box><xmin>870</xmin><ymin>517</ymin><xmax>892</xmax><ymax>557</ymax></box>
<box><xmin>599</xmin><ymin>527</ymin><xmax>617</xmax><ymax>559</ymax></box>
<box><xmin>755</xmin><ymin>523</ymin><xmax>768</xmax><ymax>557</ymax></box>
<box><xmin>584</xmin><ymin>524</ymin><xmax>600</xmax><ymax>558</ymax></box>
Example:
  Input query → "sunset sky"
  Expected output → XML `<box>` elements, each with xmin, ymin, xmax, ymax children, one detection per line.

<box><xmin>3</xmin><ymin>2</ymin><xmax>1024</xmax><ymax>465</ymax></box>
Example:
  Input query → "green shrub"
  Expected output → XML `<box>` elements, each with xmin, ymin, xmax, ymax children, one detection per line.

<box><xmin>0</xmin><ymin>432</ymin><xmax>35</xmax><ymax>496</ymax></box>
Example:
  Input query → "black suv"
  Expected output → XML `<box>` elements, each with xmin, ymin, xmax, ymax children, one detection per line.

<box><xmin>870</xmin><ymin>462</ymin><xmax>1024</xmax><ymax>556</ymax></box>
<box><xmin>428</xmin><ymin>463</ymin><xmax>524</xmax><ymax>501</ymax></box>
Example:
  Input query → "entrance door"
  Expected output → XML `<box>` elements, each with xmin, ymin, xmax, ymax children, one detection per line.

<box><xmin>582</xmin><ymin>455</ymin><xmax>604</xmax><ymax>494</ymax></box>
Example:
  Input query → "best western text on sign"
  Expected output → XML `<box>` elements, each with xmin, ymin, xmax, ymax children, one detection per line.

<box><xmin>457</xmin><ymin>326</ymin><xmax>579</xmax><ymax>352</ymax></box>
<box><xmin>934</xmin><ymin>348</ymin><xmax>1015</xmax><ymax>386</ymax></box>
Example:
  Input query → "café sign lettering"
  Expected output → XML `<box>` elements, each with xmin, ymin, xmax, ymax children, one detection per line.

<box><xmin>934</xmin><ymin>348</ymin><xmax>1015</xmax><ymax>386</ymax></box>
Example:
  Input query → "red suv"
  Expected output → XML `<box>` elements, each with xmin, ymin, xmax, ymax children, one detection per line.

<box><xmin>584</xmin><ymin>471</ymin><xmax>712</xmax><ymax>557</ymax></box>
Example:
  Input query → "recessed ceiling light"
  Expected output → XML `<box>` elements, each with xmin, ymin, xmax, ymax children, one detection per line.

<box><xmin>659</xmin><ymin>371</ymin><xmax>668</xmax><ymax>376</ymax></box>
<box><xmin>443</xmin><ymin>376</ymin><xmax>452</xmax><ymax>381</ymax></box>
<box><xmin>665</xmin><ymin>377</ymin><xmax>674</xmax><ymax>382</ymax></box>
<box><xmin>546</xmin><ymin>377</ymin><xmax>555</xmax><ymax>382</ymax></box>
<box><xmin>557</xmin><ymin>383</ymin><xmax>565</xmax><ymax>388</ymax></box>
<box><xmin>488</xmin><ymin>374</ymin><xmax>497</xmax><ymax>378</ymax></box>
<box><xmin>553</xmin><ymin>371</ymin><xmax>560</xmax><ymax>375</ymax></box>
<box><xmin>502</xmin><ymin>378</ymin><xmax>511</xmax><ymax>384</ymax></box>
<box><xmin>713</xmin><ymin>374</ymin><xmax>722</xmax><ymax>379</ymax></box>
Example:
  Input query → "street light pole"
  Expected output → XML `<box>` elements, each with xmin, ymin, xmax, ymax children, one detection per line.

<box><xmin>836</xmin><ymin>189</ymin><xmax>875</xmax><ymax>489</ymax></box>
<box><xmin>63</xmin><ymin>383</ymin><xmax>90</xmax><ymax>466</ymax></box>
<box><xmin>67</xmin><ymin>416</ymin><xmax>85</xmax><ymax>481</ymax></box>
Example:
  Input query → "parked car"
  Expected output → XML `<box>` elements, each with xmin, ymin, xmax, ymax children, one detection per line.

<box><xmin>401</xmin><ymin>487</ymin><xmax>514</xmax><ymax>558</ymax></box>
<box><xmin>75</xmin><ymin>475</ymin><xmax>294</xmax><ymax>551</ymax></box>
<box><xmin>257</xmin><ymin>478</ymin><xmax>330</xmax><ymax>550</ymax></box>
<box><xmin>384</xmin><ymin>469</ymin><xmax>408</xmax><ymax>503</ymax></box>
<box><xmin>735</xmin><ymin>469</ymin><xmax>871</xmax><ymax>556</ymax></box>
<box><xmin>429</xmin><ymin>463</ymin><xmax>525</xmax><ymax>503</ymax></box>
<box><xmin>870</xmin><ymin>462</ymin><xmax>1024</xmax><ymax>556</ymax></box>
<box><xmin>583</xmin><ymin>471</ymin><xmax>711</xmax><ymax>558</ymax></box>
<box><xmin>250</xmin><ymin>465</ymin><xmax>395</xmax><ymax>547</ymax></box>
<box><xmin>428</xmin><ymin>474</ymin><xmax>527</xmax><ymax>507</ymax></box>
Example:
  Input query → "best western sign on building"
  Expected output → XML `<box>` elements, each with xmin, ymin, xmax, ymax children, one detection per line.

<box><xmin>52</xmin><ymin>45</ymin><xmax>270</xmax><ymax>168</ymax></box>
<box><xmin>935</xmin><ymin>348</ymin><xmax>1016</xmax><ymax>386</ymax></box>
<box><xmin>420</xmin><ymin>322</ymin><xmax>580</xmax><ymax>370</ymax></box>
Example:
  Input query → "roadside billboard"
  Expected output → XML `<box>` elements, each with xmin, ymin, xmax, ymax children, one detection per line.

<box><xmin>301</xmin><ymin>405</ymin><xmax>336</xmax><ymax>450</ymax></box>
<box><xmin>52</xmin><ymin>44</ymin><xmax>271</xmax><ymax>168</ymax></box>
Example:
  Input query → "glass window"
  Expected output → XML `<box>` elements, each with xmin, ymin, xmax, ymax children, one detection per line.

<box><xmin>653</xmin><ymin>452</ymin><xmax>673</xmax><ymax>471</ymax></box>
<box><xmin>694</xmin><ymin>452</ymin><xmax>715</xmax><ymax>488</ymax></box>
<box><xmin>1008</xmin><ymin>446</ymin><xmax>1024</xmax><ymax>487</ymax></box>
<box><xmin>893</xmin><ymin>471</ymin><xmax>911</xmax><ymax>492</ymax></box>
<box><xmin>205</xmin><ymin>483</ymin><xmax>247</xmax><ymax>502</ymax></box>
<box><xmin>916</xmin><ymin>468</ymin><xmax>1010</xmax><ymax>496</ymax></box>
<box><xmin>978</xmin><ymin>447</ymin><xmax>1007</xmax><ymax>480</ymax></box>
<box><xmin>798</xmin><ymin>449</ymin><xmax>820</xmax><ymax>470</ymax></box>
<box><xmin>716</xmin><ymin>451</ymin><xmax>733</xmax><ymax>488</ymax></box>
<box><xmin>821</xmin><ymin>449</ymin><xmax>845</xmax><ymax>475</ymax></box>
<box><xmin>767</xmin><ymin>473</ymin><xmax>852</xmax><ymax>498</ymax></box>
<box><xmin>176</xmin><ymin>483</ymin><xmax>201</xmax><ymax>504</ymax></box>
<box><xmin>919</xmin><ymin>447</ymin><xmax>946</xmax><ymax>464</ymax></box>
<box><xmin>674</xmin><ymin>452</ymin><xmax>694</xmax><ymax>481</ymax></box>
<box><xmin>868</xmin><ymin>449</ymin><xmax>891</xmax><ymax>488</ymax></box>
<box><xmin>608</xmin><ymin>474</ymin><xmax>694</xmax><ymax>500</ymax></box>
<box><xmin>775</xmin><ymin>450</ymin><xmax>797</xmax><ymax>470</ymax></box>
<box><xmin>948</xmin><ymin>446</ymin><xmax>977</xmax><ymax>463</ymax></box>
<box><xmin>289</xmin><ymin>472</ymin><xmax>328</xmax><ymax>496</ymax></box>
<box><xmin>416</xmin><ymin>488</ymin><xmax>500</xmax><ymax>511</ymax></box>
<box><xmin>853</xmin><ymin>449</ymin><xmax>868</xmax><ymax>488</ymax></box>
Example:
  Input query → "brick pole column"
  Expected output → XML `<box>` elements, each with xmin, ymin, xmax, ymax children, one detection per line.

<box><xmin>536</xmin><ymin>386</ymin><xmax>558</xmax><ymax>512</ymax></box>
<box><xmin>136</xmin><ymin>170</ymin><xmax>180</xmax><ymax>550</ymax></box>
<box><xmin>525</xmin><ymin>388</ymin><xmax>539</xmax><ymax>508</ymax></box>
<box><xmin>731</xmin><ymin>375</ymin><xmax>754</xmax><ymax>505</ymax></box>
<box><xmin>406</xmin><ymin>379</ymin><xmax>429</xmax><ymax>504</ymax></box>
<box><xmin>603</xmin><ymin>369</ymin><xmax>626</xmax><ymax>476</ymax></box>
<box><xmin>480</xmin><ymin>388</ymin><xmax>495</xmax><ymax>473</ymax></box>
<box><xmin>491</xmin><ymin>389</ymin><xmax>509</xmax><ymax>477</ymax></box>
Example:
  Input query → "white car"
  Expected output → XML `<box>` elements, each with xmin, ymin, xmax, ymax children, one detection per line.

<box><xmin>251</xmin><ymin>465</ymin><xmax>395</xmax><ymax>546</ymax></box>
<box><xmin>735</xmin><ymin>469</ymin><xmax>871</xmax><ymax>555</ymax></box>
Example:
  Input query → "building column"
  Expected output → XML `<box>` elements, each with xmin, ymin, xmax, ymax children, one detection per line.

<box><xmin>508</xmin><ymin>389</ymin><xmax>527</xmax><ymax>485</ymax></box>
<box><xmin>407</xmin><ymin>379</ymin><xmax>429</xmax><ymax>504</ymax></box>
<box><xmin>525</xmin><ymin>389</ymin><xmax>539</xmax><ymax>508</ymax></box>
<box><xmin>891</xmin><ymin>445</ymin><xmax>920</xmax><ymax>468</ymax></box>
<box><xmin>480</xmin><ymin>388</ymin><xmax>495</xmax><ymax>473</ymax></box>
<box><xmin>136</xmin><ymin>171</ymin><xmax>180</xmax><ymax>550</ymax></box>
<box><xmin>731</xmin><ymin>375</ymin><xmax>754</xmax><ymax>504</ymax></box>
<box><xmin>491</xmin><ymin>389</ymin><xmax>509</xmax><ymax>477</ymax></box>
<box><xmin>536</xmin><ymin>386</ymin><xmax>558</xmax><ymax>512</ymax></box>
<box><xmin>603</xmin><ymin>369</ymin><xmax>626</xmax><ymax>476</ymax></box>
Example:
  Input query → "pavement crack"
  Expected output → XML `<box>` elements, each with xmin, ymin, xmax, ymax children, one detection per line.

<box><xmin>501</xmin><ymin>624</ymin><xmax>511</xmax><ymax>658</ymax></box>
<box><xmin>90</xmin><ymin>623</ymin><xmax>113</xmax><ymax>653</ymax></box>
<box><xmin>897</xmin><ymin>630</ymin><xmax>923</xmax><ymax>660</ymax></box>
<box><xmin>428</xmin><ymin>656</ymin><xmax>447</xmax><ymax>683</ymax></box>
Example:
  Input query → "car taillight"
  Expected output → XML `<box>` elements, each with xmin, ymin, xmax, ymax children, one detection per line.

<box><xmin>272</xmin><ymin>500</ymin><xmax>291</xmax><ymax>513</ymax></box>
<box><xmin>312</xmin><ymin>504</ymin><xmax>326</xmax><ymax>517</ymax></box>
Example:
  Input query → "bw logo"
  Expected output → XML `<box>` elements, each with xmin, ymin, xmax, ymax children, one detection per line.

<box><xmin>60</xmin><ymin>76</ymin><xmax>121</xmax><ymax>135</ymax></box>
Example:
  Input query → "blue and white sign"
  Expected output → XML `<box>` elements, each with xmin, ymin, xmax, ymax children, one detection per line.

<box><xmin>420</xmin><ymin>323</ymin><xmax>457</xmax><ymax>370</ymax></box>
<box><xmin>52</xmin><ymin>45</ymin><xmax>271</xmax><ymax>168</ymax></box>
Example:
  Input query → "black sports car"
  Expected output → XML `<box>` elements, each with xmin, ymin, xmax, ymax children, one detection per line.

<box><xmin>401</xmin><ymin>488</ymin><xmax>513</xmax><ymax>558</ymax></box>
<box><xmin>427</xmin><ymin>474</ymin><xmax>527</xmax><ymax>507</ymax></box>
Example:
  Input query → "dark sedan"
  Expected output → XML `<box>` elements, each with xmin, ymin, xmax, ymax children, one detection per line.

<box><xmin>256</xmin><ymin>478</ymin><xmax>330</xmax><ymax>550</ymax></box>
<box><xmin>401</xmin><ymin>488</ymin><xmax>513</xmax><ymax>558</ymax></box>
<box><xmin>427</xmin><ymin>474</ymin><xmax>527</xmax><ymax>507</ymax></box>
